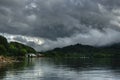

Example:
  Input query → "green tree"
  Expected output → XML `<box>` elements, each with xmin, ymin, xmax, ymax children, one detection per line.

<box><xmin>19</xmin><ymin>49</ymin><xmax>27</xmax><ymax>56</ymax></box>
<box><xmin>0</xmin><ymin>45</ymin><xmax>7</xmax><ymax>55</ymax></box>
<box><xmin>9</xmin><ymin>44</ymin><xmax>18</xmax><ymax>56</ymax></box>
<box><xmin>0</xmin><ymin>36</ymin><xmax>8</xmax><ymax>49</ymax></box>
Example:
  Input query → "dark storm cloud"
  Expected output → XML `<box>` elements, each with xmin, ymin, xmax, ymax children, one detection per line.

<box><xmin>1</xmin><ymin>0</ymin><xmax>120</xmax><ymax>51</ymax></box>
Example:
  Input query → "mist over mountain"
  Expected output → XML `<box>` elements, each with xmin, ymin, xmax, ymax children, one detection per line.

<box><xmin>0</xmin><ymin>0</ymin><xmax>120</xmax><ymax>51</ymax></box>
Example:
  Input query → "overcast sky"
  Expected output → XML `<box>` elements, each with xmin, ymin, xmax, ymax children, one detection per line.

<box><xmin>1</xmin><ymin>0</ymin><xmax>120</xmax><ymax>51</ymax></box>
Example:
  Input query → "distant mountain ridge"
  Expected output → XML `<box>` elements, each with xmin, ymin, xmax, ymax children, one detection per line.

<box><xmin>44</xmin><ymin>43</ymin><xmax>120</xmax><ymax>58</ymax></box>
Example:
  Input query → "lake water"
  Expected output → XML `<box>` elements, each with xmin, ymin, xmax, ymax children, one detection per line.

<box><xmin>0</xmin><ymin>58</ymin><xmax>120</xmax><ymax>80</ymax></box>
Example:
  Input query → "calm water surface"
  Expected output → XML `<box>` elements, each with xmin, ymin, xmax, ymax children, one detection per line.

<box><xmin>0</xmin><ymin>58</ymin><xmax>120</xmax><ymax>80</ymax></box>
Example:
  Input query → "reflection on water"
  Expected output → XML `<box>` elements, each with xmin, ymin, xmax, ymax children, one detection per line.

<box><xmin>0</xmin><ymin>58</ymin><xmax>120</xmax><ymax>80</ymax></box>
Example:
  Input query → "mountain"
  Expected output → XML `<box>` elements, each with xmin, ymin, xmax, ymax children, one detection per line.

<box><xmin>44</xmin><ymin>44</ymin><xmax>120</xmax><ymax>58</ymax></box>
<box><xmin>0</xmin><ymin>35</ymin><xmax>36</xmax><ymax>56</ymax></box>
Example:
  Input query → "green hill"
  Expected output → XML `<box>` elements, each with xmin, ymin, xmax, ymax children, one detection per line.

<box><xmin>0</xmin><ymin>35</ymin><xmax>36</xmax><ymax>56</ymax></box>
<box><xmin>44</xmin><ymin>44</ymin><xmax>120</xmax><ymax>58</ymax></box>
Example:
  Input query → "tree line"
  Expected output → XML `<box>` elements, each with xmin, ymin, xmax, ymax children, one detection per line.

<box><xmin>44</xmin><ymin>44</ymin><xmax>120</xmax><ymax>58</ymax></box>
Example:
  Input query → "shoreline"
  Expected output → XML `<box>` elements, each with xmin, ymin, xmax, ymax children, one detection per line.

<box><xmin>0</xmin><ymin>56</ymin><xmax>19</xmax><ymax>63</ymax></box>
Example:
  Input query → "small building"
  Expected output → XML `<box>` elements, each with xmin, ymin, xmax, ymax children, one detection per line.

<box><xmin>26</xmin><ymin>53</ymin><xmax>37</xmax><ymax>58</ymax></box>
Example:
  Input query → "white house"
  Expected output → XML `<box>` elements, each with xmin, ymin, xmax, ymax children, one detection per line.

<box><xmin>26</xmin><ymin>53</ymin><xmax>36</xmax><ymax>58</ymax></box>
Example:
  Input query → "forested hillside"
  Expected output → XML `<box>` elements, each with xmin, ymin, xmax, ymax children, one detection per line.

<box><xmin>44</xmin><ymin>44</ymin><xmax>120</xmax><ymax>58</ymax></box>
<box><xmin>0</xmin><ymin>35</ymin><xmax>36</xmax><ymax>56</ymax></box>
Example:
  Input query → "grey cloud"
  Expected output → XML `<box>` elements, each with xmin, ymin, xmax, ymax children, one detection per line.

<box><xmin>37</xmin><ymin>28</ymin><xmax>120</xmax><ymax>51</ymax></box>
<box><xmin>1</xmin><ymin>27</ymin><xmax>120</xmax><ymax>51</ymax></box>
<box><xmin>0</xmin><ymin>0</ymin><xmax>120</xmax><ymax>51</ymax></box>
<box><xmin>0</xmin><ymin>0</ymin><xmax>26</xmax><ymax>8</ymax></box>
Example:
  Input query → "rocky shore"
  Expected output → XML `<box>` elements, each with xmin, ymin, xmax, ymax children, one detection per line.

<box><xmin>0</xmin><ymin>56</ymin><xmax>17</xmax><ymax>63</ymax></box>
